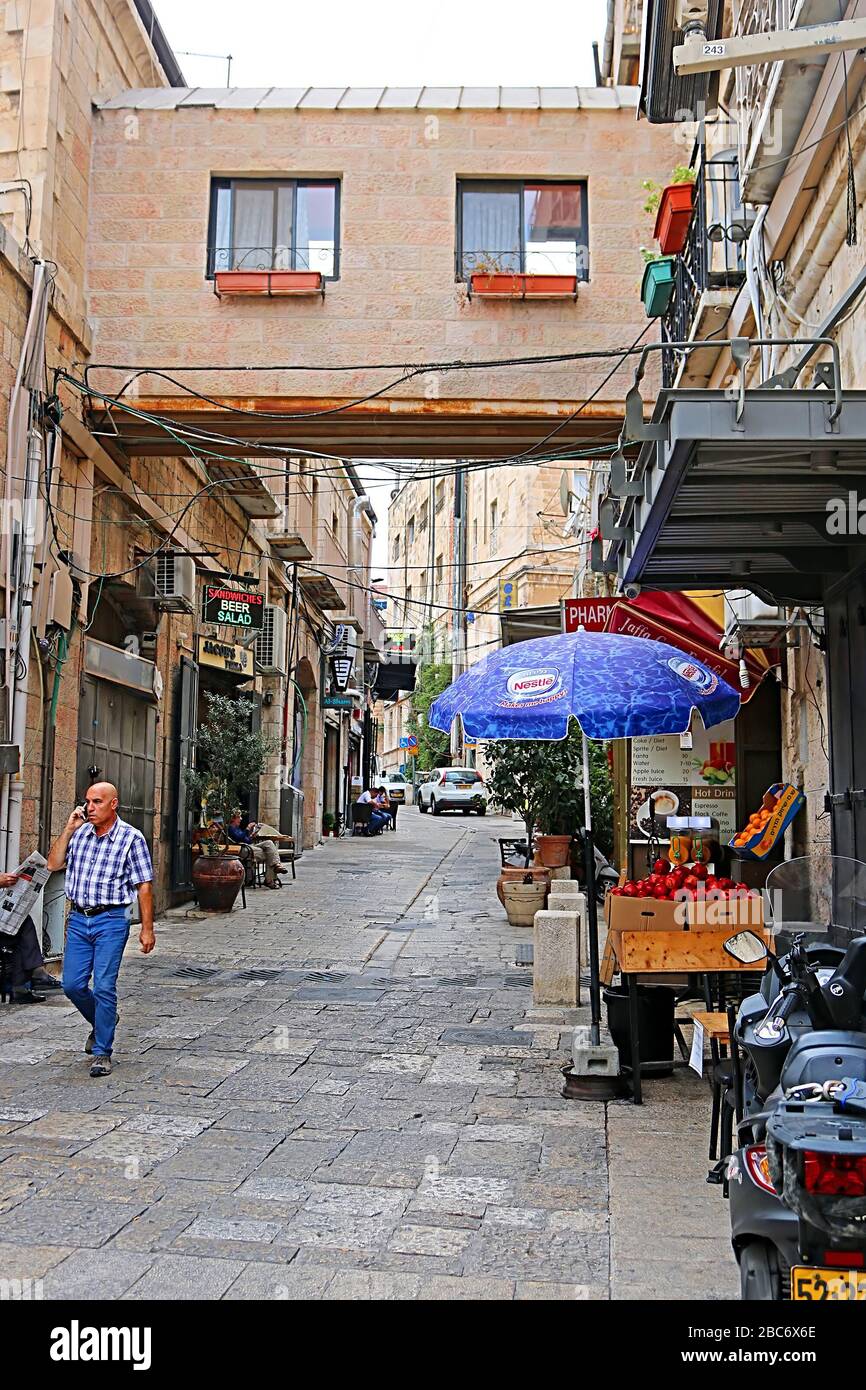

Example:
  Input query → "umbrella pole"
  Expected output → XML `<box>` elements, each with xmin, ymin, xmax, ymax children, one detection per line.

<box><xmin>581</xmin><ymin>731</ymin><xmax>601</xmax><ymax>1046</ymax></box>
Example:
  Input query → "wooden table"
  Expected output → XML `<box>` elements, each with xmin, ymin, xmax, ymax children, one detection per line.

<box><xmin>609</xmin><ymin>928</ymin><xmax>770</xmax><ymax>1104</ymax></box>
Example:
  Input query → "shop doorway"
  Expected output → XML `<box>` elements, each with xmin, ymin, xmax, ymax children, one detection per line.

<box><xmin>324</xmin><ymin>723</ymin><xmax>340</xmax><ymax>825</ymax></box>
<box><xmin>77</xmin><ymin>675</ymin><xmax>157</xmax><ymax>844</ymax></box>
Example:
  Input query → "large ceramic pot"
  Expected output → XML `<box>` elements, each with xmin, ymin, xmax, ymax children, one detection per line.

<box><xmin>502</xmin><ymin>879</ymin><xmax>548</xmax><ymax>928</ymax></box>
<box><xmin>191</xmin><ymin>853</ymin><xmax>244</xmax><ymax>912</ymax></box>
<box><xmin>496</xmin><ymin>865</ymin><xmax>551</xmax><ymax>907</ymax></box>
<box><xmin>534</xmin><ymin>834</ymin><xmax>573</xmax><ymax>868</ymax></box>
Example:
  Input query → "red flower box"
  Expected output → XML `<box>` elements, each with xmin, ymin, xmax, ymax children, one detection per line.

<box><xmin>470</xmin><ymin>273</ymin><xmax>578</xmax><ymax>299</ymax></box>
<box><xmin>653</xmin><ymin>183</ymin><xmax>695</xmax><ymax>256</ymax></box>
<box><xmin>214</xmin><ymin>270</ymin><xmax>324</xmax><ymax>298</ymax></box>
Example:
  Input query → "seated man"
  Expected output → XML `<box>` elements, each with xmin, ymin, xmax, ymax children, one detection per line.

<box><xmin>373</xmin><ymin>786</ymin><xmax>396</xmax><ymax>830</ymax></box>
<box><xmin>0</xmin><ymin>871</ymin><xmax>63</xmax><ymax>1004</ymax></box>
<box><xmin>226</xmin><ymin>813</ymin><xmax>285</xmax><ymax>887</ymax></box>
<box><xmin>356</xmin><ymin>788</ymin><xmax>389</xmax><ymax>834</ymax></box>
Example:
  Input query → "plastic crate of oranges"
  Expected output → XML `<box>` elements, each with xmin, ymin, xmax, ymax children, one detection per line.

<box><xmin>729</xmin><ymin>782</ymin><xmax>806</xmax><ymax>861</ymax></box>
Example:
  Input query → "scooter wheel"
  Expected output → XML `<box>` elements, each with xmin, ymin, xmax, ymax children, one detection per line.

<box><xmin>739</xmin><ymin>1241</ymin><xmax>782</xmax><ymax>1301</ymax></box>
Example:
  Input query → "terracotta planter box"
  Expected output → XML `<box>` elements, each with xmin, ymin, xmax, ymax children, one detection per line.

<box><xmin>470</xmin><ymin>273</ymin><xmax>578</xmax><ymax>300</ymax></box>
<box><xmin>214</xmin><ymin>270</ymin><xmax>324</xmax><ymax>298</ymax></box>
<box><xmin>653</xmin><ymin>183</ymin><xmax>695</xmax><ymax>256</ymax></box>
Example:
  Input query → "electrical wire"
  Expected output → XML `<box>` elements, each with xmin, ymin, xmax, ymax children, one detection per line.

<box><xmin>83</xmin><ymin>340</ymin><xmax>664</xmax><ymax>384</ymax></box>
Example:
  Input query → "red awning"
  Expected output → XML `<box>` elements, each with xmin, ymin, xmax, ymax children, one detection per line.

<box><xmin>605</xmin><ymin>592</ymin><xmax>767</xmax><ymax>704</ymax></box>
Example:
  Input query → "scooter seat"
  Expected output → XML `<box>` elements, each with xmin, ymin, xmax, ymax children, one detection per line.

<box><xmin>781</xmin><ymin>1030</ymin><xmax>866</xmax><ymax>1090</ymax></box>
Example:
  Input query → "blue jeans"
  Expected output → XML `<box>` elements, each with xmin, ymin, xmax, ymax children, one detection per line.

<box><xmin>369</xmin><ymin>811</ymin><xmax>389</xmax><ymax>833</ymax></box>
<box><xmin>62</xmin><ymin>907</ymin><xmax>131</xmax><ymax>1056</ymax></box>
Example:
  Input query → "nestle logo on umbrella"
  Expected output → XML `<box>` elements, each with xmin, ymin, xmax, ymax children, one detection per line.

<box><xmin>665</xmin><ymin>656</ymin><xmax>719</xmax><ymax>695</ymax></box>
<box><xmin>506</xmin><ymin>668</ymin><xmax>561</xmax><ymax>700</ymax></box>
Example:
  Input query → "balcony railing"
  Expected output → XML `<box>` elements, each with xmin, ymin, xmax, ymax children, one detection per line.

<box><xmin>208</xmin><ymin>245</ymin><xmax>336</xmax><ymax>277</ymax></box>
<box><xmin>733</xmin><ymin>0</ymin><xmax>793</xmax><ymax>183</ymax></box>
<box><xmin>661</xmin><ymin>149</ymin><xmax>749</xmax><ymax>388</ymax></box>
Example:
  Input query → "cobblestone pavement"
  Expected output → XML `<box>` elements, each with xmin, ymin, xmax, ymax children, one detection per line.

<box><xmin>0</xmin><ymin>814</ymin><xmax>738</xmax><ymax>1300</ymax></box>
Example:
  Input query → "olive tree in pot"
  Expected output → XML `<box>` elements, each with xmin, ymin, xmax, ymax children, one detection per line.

<box><xmin>485</xmin><ymin>721</ymin><xmax>586</xmax><ymax>870</ymax></box>
<box><xmin>184</xmin><ymin>692</ymin><xmax>280</xmax><ymax>912</ymax></box>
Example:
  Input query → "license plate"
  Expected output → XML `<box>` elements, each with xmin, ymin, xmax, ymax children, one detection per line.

<box><xmin>390</xmin><ymin>791</ymin><xmax>404</xmax><ymax>801</ymax></box>
<box><xmin>457</xmin><ymin>783</ymin><xmax>472</xmax><ymax>790</ymax></box>
<box><xmin>791</xmin><ymin>1265</ymin><xmax>866</xmax><ymax>1300</ymax></box>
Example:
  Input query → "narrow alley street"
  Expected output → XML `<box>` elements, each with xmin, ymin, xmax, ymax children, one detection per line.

<box><xmin>0</xmin><ymin>815</ymin><xmax>737</xmax><ymax>1301</ymax></box>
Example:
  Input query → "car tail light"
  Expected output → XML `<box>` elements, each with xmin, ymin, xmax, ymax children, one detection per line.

<box><xmin>744</xmin><ymin>1144</ymin><xmax>777</xmax><ymax>1194</ymax></box>
<box><xmin>822</xmin><ymin>1249</ymin><xmax>865</xmax><ymax>1268</ymax></box>
<box><xmin>803</xmin><ymin>1150</ymin><xmax>866</xmax><ymax>1197</ymax></box>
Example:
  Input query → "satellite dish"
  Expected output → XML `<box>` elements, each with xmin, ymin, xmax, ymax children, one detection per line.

<box><xmin>559</xmin><ymin>470</ymin><xmax>573</xmax><ymax>516</ymax></box>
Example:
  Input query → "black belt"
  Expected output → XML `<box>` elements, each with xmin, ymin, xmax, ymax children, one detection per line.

<box><xmin>71</xmin><ymin>903</ymin><xmax>125</xmax><ymax>917</ymax></box>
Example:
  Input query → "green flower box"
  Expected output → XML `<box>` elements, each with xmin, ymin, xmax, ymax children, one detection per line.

<box><xmin>641</xmin><ymin>257</ymin><xmax>676</xmax><ymax>318</ymax></box>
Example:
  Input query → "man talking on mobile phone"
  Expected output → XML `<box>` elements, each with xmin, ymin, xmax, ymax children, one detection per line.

<box><xmin>46</xmin><ymin>783</ymin><xmax>155</xmax><ymax>1078</ymax></box>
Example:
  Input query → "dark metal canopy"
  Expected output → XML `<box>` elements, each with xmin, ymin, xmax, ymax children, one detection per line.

<box><xmin>607</xmin><ymin>389</ymin><xmax>866</xmax><ymax>605</ymax></box>
<box><xmin>499</xmin><ymin>605</ymin><xmax>561</xmax><ymax>646</ymax></box>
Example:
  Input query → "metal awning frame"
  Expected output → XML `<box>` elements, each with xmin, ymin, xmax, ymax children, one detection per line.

<box><xmin>603</xmin><ymin>386</ymin><xmax>866</xmax><ymax>605</ymax></box>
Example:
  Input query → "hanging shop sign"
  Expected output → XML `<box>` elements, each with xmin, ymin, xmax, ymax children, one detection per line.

<box><xmin>331</xmin><ymin>656</ymin><xmax>354</xmax><ymax>691</ymax></box>
<box><xmin>323</xmin><ymin>693</ymin><xmax>354</xmax><ymax>709</ymax></box>
<box><xmin>561</xmin><ymin>597</ymin><xmax>619</xmax><ymax>632</ymax></box>
<box><xmin>197</xmin><ymin>635</ymin><xmax>255</xmax><ymax>678</ymax></box>
<box><xmin>202</xmin><ymin>584</ymin><xmax>264</xmax><ymax>631</ymax></box>
<box><xmin>629</xmin><ymin>719</ymin><xmax>737</xmax><ymax>843</ymax></box>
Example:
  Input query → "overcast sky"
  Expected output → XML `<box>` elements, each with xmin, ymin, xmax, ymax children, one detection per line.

<box><xmin>155</xmin><ymin>0</ymin><xmax>610</xmax><ymax>89</ymax></box>
<box><xmin>153</xmin><ymin>0</ymin><xmax>612</xmax><ymax>572</ymax></box>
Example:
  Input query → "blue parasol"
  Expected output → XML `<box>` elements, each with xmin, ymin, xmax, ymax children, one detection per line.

<box><xmin>428</xmin><ymin>630</ymin><xmax>742</xmax><ymax>1046</ymax></box>
<box><xmin>428</xmin><ymin>630</ymin><xmax>740</xmax><ymax>743</ymax></box>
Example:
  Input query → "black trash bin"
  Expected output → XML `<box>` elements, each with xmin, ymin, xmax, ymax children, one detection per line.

<box><xmin>603</xmin><ymin>983</ymin><xmax>676</xmax><ymax>1077</ymax></box>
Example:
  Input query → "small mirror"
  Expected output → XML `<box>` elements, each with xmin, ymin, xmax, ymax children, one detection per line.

<box><xmin>723</xmin><ymin>930</ymin><xmax>768</xmax><ymax>965</ymax></box>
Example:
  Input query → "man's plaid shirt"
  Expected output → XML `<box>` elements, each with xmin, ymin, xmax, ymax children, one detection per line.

<box><xmin>65</xmin><ymin>817</ymin><xmax>153</xmax><ymax>908</ymax></box>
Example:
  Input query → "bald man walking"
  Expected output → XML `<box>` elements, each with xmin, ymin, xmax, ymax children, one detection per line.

<box><xmin>47</xmin><ymin>783</ymin><xmax>155</xmax><ymax>1077</ymax></box>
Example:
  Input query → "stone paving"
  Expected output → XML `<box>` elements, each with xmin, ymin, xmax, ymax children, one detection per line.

<box><xmin>0</xmin><ymin>813</ymin><xmax>738</xmax><ymax>1300</ymax></box>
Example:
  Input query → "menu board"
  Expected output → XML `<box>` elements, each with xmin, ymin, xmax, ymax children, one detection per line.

<box><xmin>630</xmin><ymin>720</ymin><xmax>737</xmax><ymax>844</ymax></box>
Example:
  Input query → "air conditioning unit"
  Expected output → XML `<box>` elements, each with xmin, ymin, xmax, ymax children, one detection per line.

<box><xmin>154</xmin><ymin>551</ymin><xmax>196</xmax><ymax>613</ymax></box>
<box><xmin>256</xmin><ymin>604</ymin><xmax>288</xmax><ymax>675</ymax></box>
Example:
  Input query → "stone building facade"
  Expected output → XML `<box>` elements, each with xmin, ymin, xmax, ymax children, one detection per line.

<box><xmin>0</xmin><ymin>6</ymin><xmax>383</xmax><ymax>930</ymax></box>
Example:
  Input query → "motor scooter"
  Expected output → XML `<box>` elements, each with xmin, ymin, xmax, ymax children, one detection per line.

<box><xmin>722</xmin><ymin>856</ymin><xmax>866</xmax><ymax>1300</ymax></box>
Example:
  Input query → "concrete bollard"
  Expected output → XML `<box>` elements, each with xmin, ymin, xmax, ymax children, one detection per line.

<box><xmin>548</xmin><ymin>888</ymin><xmax>588</xmax><ymax>963</ymax></box>
<box><xmin>533</xmin><ymin>909</ymin><xmax>581</xmax><ymax>1007</ymax></box>
<box><xmin>548</xmin><ymin>879</ymin><xmax>582</xmax><ymax>897</ymax></box>
<box><xmin>546</xmin><ymin>865</ymin><xmax>573</xmax><ymax>882</ymax></box>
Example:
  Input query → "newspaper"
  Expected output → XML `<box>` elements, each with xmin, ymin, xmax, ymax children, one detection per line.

<box><xmin>0</xmin><ymin>851</ymin><xmax>50</xmax><ymax>937</ymax></box>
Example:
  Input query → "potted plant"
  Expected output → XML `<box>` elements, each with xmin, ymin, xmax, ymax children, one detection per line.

<box><xmin>322</xmin><ymin>811</ymin><xmax>336</xmax><ymax>838</ymax></box>
<box><xmin>485</xmin><ymin>722</ymin><xmax>587</xmax><ymax>877</ymax></box>
<box><xmin>184</xmin><ymin>692</ymin><xmax>280</xmax><ymax>912</ymax></box>
<box><xmin>642</xmin><ymin>165</ymin><xmax>696</xmax><ymax>257</ymax></box>
<box><xmin>467</xmin><ymin>252</ymin><xmax>577</xmax><ymax>301</ymax></box>
<box><xmin>640</xmin><ymin>251</ymin><xmax>677</xmax><ymax>318</ymax></box>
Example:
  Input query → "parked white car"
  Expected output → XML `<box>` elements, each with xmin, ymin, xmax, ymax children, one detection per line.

<box><xmin>418</xmin><ymin>768</ymin><xmax>488</xmax><ymax>816</ymax></box>
<box><xmin>382</xmin><ymin>770</ymin><xmax>411</xmax><ymax>806</ymax></box>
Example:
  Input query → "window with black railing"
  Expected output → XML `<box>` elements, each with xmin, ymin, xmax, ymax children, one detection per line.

<box><xmin>456</xmin><ymin>179</ymin><xmax>589</xmax><ymax>280</ymax></box>
<box><xmin>206</xmin><ymin>178</ymin><xmax>340</xmax><ymax>279</ymax></box>
<box><xmin>661</xmin><ymin>149</ymin><xmax>749</xmax><ymax>387</ymax></box>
